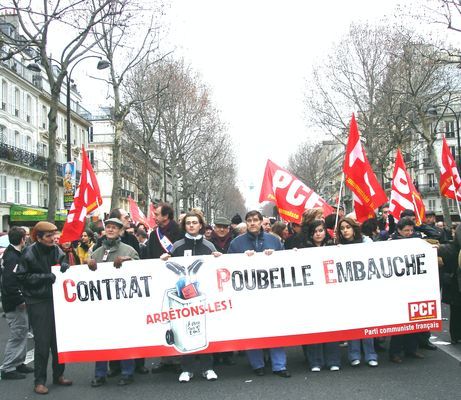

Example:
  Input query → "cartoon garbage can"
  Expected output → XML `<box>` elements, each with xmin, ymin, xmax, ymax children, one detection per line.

<box><xmin>164</xmin><ymin>288</ymin><xmax>208</xmax><ymax>353</ymax></box>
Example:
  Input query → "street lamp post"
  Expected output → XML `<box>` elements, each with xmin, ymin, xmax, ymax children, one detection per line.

<box><xmin>28</xmin><ymin>56</ymin><xmax>110</xmax><ymax>162</ymax></box>
<box><xmin>65</xmin><ymin>57</ymin><xmax>110</xmax><ymax>161</ymax></box>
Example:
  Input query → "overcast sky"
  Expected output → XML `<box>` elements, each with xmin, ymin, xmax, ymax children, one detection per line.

<box><xmin>77</xmin><ymin>0</ymin><xmax>414</xmax><ymax>209</ymax></box>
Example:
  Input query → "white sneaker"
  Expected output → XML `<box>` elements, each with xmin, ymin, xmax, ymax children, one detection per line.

<box><xmin>179</xmin><ymin>371</ymin><xmax>193</xmax><ymax>382</ymax></box>
<box><xmin>368</xmin><ymin>360</ymin><xmax>378</xmax><ymax>367</ymax></box>
<box><xmin>202</xmin><ymin>369</ymin><xmax>218</xmax><ymax>381</ymax></box>
<box><xmin>311</xmin><ymin>367</ymin><xmax>321</xmax><ymax>372</ymax></box>
<box><xmin>330</xmin><ymin>365</ymin><xmax>340</xmax><ymax>371</ymax></box>
<box><xmin>350</xmin><ymin>359</ymin><xmax>360</xmax><ymax>367</ymax></box>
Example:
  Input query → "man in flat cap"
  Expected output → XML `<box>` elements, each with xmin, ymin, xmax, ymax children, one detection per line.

<box><xmin>16</xmin><ymin>221</ymin><xmax>72</xmax><ymax>395</ymax></box>
<box><xmin>88</xmin><ymin>217</ymin><xmax>139</xmax><ymax>387</ymax></box>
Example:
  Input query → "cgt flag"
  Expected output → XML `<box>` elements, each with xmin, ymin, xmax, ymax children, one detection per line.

<box><xmin>440</xmin><ymin>136</ymin><xmax>461</xmax><ymax>200</ymax></box>
<box><xmin>389</xmin><ymin>149</ymin><xmax>425</xmax><ymax>225</ymax></box>
<box><xmin>259</xmin><ymin>160</ymin><xmax>333</xmax><ymax>223</ymax></box>
<box><xmin>60</xmin><ymin>147</ymin><xmax>103</xmax><ymax>243</ymax></box>
<box><xmin>343</xmin><ymin>114</ymin><xmax>387</xmax><ymax>222</ymax></box>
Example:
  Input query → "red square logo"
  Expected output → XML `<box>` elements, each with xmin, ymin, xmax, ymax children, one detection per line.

<box><xmin>408</xmin><ymin>300</ymin><xmax>437</xmax><ymax>321</ymax></box>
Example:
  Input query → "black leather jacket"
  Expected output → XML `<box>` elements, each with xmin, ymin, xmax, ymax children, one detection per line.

<box><xmin>16</xmin><ymin>242</ymin><xmax>65</xmax><ymax>303</ymax></box>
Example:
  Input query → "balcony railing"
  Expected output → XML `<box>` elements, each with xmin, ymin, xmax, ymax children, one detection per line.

<box><xmin>417</xmin><ymin>184</ymin><xmax>439</xmax><ymax>195</ymax></box>
<box><xmin>0</xmin><ymin>142</ymin><xmax>66</xmax><ymax>176</ymax></box>
<box><xmin>119</xmin><ymin>188</ymin><xmax>134</xmax><ymax>198</ymax></box>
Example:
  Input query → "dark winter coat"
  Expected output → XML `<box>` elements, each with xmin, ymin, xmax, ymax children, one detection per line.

<box><xmin>145</xmin><ymin>220</ymin><xmax>183</xmax><ymax>259</ymax></box>
<box><xmin>16</xmin><ymin>242</ymin><xmax>65</xmax><ymax>304</ymax></box>
<box><xmin>171</xmin><ymin>235</ymin><xmax>216</xmax><ymax>257</ymax></box>
<box><xmin>0</xmin><ymin>244</ymin><xmax>24</xmax><ymax>312</ymax></box>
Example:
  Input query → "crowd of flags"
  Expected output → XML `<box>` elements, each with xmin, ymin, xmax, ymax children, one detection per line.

<box><xmin>60</xmin><ymin>113</ymin><xmax>461</xmax><ymax>243</ymax></box>
<box><xmin>260</xmin><ymin>114</ymin><xmax>461</xmax><ymax>225</ymax></box>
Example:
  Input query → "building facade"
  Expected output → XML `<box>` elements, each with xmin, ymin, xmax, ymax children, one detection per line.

<box><xmin>0</xmin><ymin>15</ymin><xmax>91</xmax><ymax>231</ymax></box>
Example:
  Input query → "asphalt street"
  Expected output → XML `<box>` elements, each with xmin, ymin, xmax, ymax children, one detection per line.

<box><xmin>0</xmin><ymin>305</ymin><xmax>460</xmax><ymax>400</ymax></box>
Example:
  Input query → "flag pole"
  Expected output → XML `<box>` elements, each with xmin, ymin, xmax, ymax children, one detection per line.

<box><xmin>411</xmin><ymin>193</ymin><xmax>422</xmax><ymax>225</ymax></box>
<box><xmin>334</xmin><ymin>173</ymin><xmax>345</xmax><ymax>232</ymax></box>
<box><xmin>450</xmin><ymin>176</ymin><xmax>461</xmax><ymax>218</ymax></box>
<box><xmin>96</xmin><ymin>197</ymin><xmax>105</xmax><ymax>229</ymax></box>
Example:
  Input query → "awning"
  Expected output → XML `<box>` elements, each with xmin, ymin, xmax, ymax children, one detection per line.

<box><xmin>10</xmin><ymin>205</ymin><xmax>67</xmax><ymax>222</ymax></box>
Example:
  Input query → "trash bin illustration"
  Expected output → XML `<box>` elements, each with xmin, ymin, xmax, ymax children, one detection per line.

<box><xmin>163</xmin><ymin>259</ymin><xmax>209</xmax><ymax>353</ymax></box>
<box><xmin>164</xmin><ymin>288</ymin><xmax>208</xmax><ymax>353</ymax></box>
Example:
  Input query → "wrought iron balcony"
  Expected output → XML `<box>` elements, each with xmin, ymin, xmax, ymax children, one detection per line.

<box><xmin>0</xmin><ymin>142</ymin><xmax>66</xmax><ymax>176</ymax></box>
<box><xmin>119</xmin><ymin>188</ymin><xmax>134</xmax><ymax>198</ymax></box>
<box><xmin>0</xmin><ymin>142</ymin><xmax>47</xmax><ymax>171</ymax></box>
<box><xmin>417</xmin><ymin>184</ymin><xmax>439</xmax><ymax>195</ymax></box>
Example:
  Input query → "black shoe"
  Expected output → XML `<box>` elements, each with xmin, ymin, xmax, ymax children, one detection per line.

<box><xmin>135</xmin><ymin>366</ymin><xmax>149</xmax><ymax>375</ymax></box>
<box><xmin>90</xmin><ymin>377</ymin><xmax>106</xmax><ymax>387</ymax></box>
<box><xmin>420</xmin><ymin>342</ymin><xmax>437</xmax><ymax>350</ymax></box>
<box><xmin>107</xmin><ymin>369</ymin><xmax>121</xmax><ymax>378</ymax></box>
<box><xmin>273</xmin><ymin>369</ymin><xmax>291</xmax><ymax>378</ymax></box>
<box><xmin>16</xmin><ymin>364</ymin><xmax>34</xmax><ymax>373</ymax></box>
<box><xmin>254</xmin><ymin>367</ymin><xmax>265</xmax><ymax>376</ymax></box>
<box><xmin>117</xmin><ymin>375</ymin><xmax>134</xmax><ymax>386</ymax></box>
<box><xmin>1</xmin><ymin>370</ymin><xmax>26</xmax><ymax>380</ymax></box>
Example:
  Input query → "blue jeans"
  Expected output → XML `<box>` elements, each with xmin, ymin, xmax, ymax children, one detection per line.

<box><xmin>348</xmin><ymin>339</ymin><xmax>377</xmax><ymax>362</ymax></box>
<box><xmin>303</xmin><ymin>342</ymin><xmax>341</xmax><ymax>368</ymax></box>
<box><xmin>95</xmin><ymin>359</ymin><xmax>135</xmax><ymax>377</ymax></box>
<box><xmin>247</xmin><ymin>348</ymin><xmax>286</xmax><ymax>371</ymax></box>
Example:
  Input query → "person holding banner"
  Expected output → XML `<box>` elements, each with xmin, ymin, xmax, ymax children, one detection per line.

<box><xmin>160</xmin><ymin>211</ymin><xmax>220</xmax><ymax>383</ymax></box>
<box><xmin>388</xmin><ymin>217</ymin><xmax>426</xmax><ymax>363</ymax></box>
<box><xmin>88</xmin><ymin>218</ymin><xmax>140</xmax><ymax>387</ymax></box>
<box><xmin>228</xmin><ymin>210</ymin><xmax>291</xmax><ymax>378</ymax></box>
<box><xmin>15</xmin><ymin>222</ymin><xmax>72</xmax><ymax>395</ymax></box>
<box><xmin>146</xmin><ymin>203</ymin><xmax>183</xmax><ymax>375</ymax></box>
<box><xmin>336</xmin><ymin>218</ymin><xmax>379</xmax><ymax>368</ymax></box>
<box><xmin>298</xmin><ymin>220</ymin><xmax>342</xmax><ymax>372</ymax></box>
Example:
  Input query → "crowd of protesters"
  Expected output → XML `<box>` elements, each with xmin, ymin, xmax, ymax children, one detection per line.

<box><xmin>1</xmin><ymin>201</ymin><xmax>460</xmax><ymax>394</ymax></box>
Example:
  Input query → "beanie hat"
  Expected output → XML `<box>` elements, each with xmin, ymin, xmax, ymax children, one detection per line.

<box><xmin>231</xmin><ymin>214</ymin><xmax>243</xmax><ymax>225</ymax></box>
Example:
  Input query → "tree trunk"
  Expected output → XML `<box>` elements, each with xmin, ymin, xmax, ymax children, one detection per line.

<box><xmin>46</xmin><ymin>92</ymin><xmax>60</xmax><ymax>223</ymax></box>
<box><xmin>110</xmin><ymin>118</ymin><xmax>123</xmax><ymax>211</ymax></box>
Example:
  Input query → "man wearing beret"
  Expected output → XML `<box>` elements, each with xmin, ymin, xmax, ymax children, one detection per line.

<box><xmin>16</xmin><ymin>221</ymin><xmax>72</xmax><ymax>395</ymax></box>
<box><xmin>87</xmin><ymin>218</ymin><xmax>139</xmax><ymax>387</ymax></box>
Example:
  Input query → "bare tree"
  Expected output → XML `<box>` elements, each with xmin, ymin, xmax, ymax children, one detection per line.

<box><xmin>1</xmin><ymin>0</ymin><xmax>115</xmax><ymax>222</ymax></box>
<box><xmin>90</xmin><ymin>0</ymin><xmax>169</xmax><ymax>211</ymax></box>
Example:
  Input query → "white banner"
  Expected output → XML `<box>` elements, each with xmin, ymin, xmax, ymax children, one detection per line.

<box><xmin>52</xmin><ymin>239</ymin><xmax>441</xmax><ymax>363</ymax></box>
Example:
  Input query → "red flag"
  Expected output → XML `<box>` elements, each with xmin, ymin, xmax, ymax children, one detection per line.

<box><xmin>60</xmin><ymin>148</ymin><xmax>103</xmax><ymax>243</ymax></box>
<box><xmin>128</xmin><ymin>196</ymin><xmax>151</xmax><ymax>229</ymax></box>
<box><xmin>343</xmin><ymin>114</ymin><xmax>388</xmax><ymax>222</ymax></box>
<box><xmin>259</xmin><ymin>160</ymin><xmax>333</xmax><ymax>223</ymax></box>
<box><xmin>389</xmin><ymin>149</ymin><xmax>425</xmax><ymax>225</ymax></box>
<box><xmin>81</xmin><ymin>147</ymin><xmax>102</xmax><ymax>214</ymax></box>
<box><xmin>440</xmin><ymin>136</ymin><xmax>461</xmax><ymax>200</ymax></box>
<box><xmin>147</xmin><ymin>203</ymin><xmax>157</xmax><ymax>229</ymax></box>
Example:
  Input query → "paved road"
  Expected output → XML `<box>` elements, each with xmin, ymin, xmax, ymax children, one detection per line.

<box><xmin>0</xmin><ymin>306</ymin><xmax>460</xmax><ymax>400</ymax></box>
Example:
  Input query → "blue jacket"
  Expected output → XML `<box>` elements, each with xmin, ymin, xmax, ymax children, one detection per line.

<box><xmin>228</xmin><ymin>230</ymin><xmax>284</xmax><ymax>254</ymax></box>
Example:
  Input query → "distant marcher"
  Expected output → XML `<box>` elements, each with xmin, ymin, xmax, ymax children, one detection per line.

<box><xmin>0</xmin><ymin>227</ymin><xmax>34</xmax><ymax>380</ymax></box>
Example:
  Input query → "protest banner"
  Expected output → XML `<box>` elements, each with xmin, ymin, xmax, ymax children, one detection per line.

<box><xmin>53</xmin><ymin>238</ymin><xmax>441</xmax><ymax>363</ymax></box>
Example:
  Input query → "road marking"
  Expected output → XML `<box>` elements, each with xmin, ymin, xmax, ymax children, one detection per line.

<box><xmin>431</xmin><ymin>337</ymin><xmax>461</xmax><ymax>365</ymax></box>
